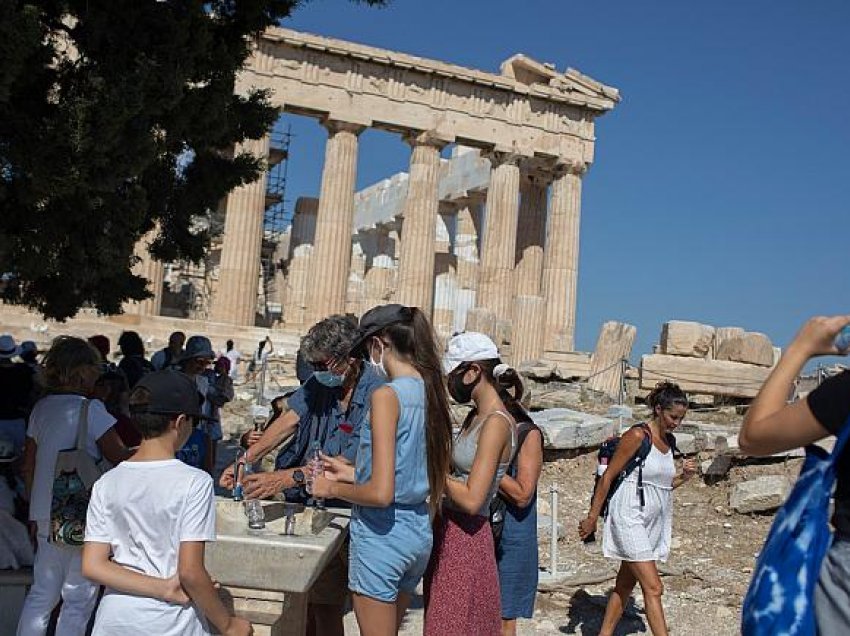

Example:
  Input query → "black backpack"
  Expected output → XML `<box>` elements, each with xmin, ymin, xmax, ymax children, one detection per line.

<box><xmin>592</xmin><ymin>422</ymin><xmax>679</xmax><ymax>520</ymax></box>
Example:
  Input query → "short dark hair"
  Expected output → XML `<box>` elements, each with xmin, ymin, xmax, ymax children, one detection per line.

<box><xmin>226</xmin><ymin>339</ymin><xmax>234</xmax><ymax>350</ymax></box>
<box><xmin>128</xmin><ymin>384</ymin><xmax>186</xmax><ymax>439</ymax></box>
<box><xmin>131</xmin><ymin>411</ymin><xmax>177</xmax><ymax>440</ymax></box>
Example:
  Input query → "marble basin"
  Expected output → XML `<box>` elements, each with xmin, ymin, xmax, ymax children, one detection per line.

<box><xmin>205</xmin><ymin>498</ymin><xmax>350</xmax><ymax>594</ymax></box>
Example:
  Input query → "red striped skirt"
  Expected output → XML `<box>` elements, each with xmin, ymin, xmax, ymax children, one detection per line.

<box><xmin>423</xmin><ymin>507</ymin><xmax>501</xmax><ymax>636</ymax></box>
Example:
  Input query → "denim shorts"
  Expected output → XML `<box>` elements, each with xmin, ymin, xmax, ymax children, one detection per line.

<box><xmin>349</xmin><ymin>503</ymin><xmax>432</xmax><ymax>602</ymax></box>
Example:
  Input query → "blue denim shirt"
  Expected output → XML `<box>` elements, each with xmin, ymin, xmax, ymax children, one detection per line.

<box><xmin>275</xmin><ymin>363</ymin><xmax>385</xmax><ymax>501</ymax></box>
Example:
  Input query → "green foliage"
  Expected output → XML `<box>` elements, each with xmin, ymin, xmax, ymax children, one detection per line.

<box><xmin>0</xmin><ymin>0</ymin><xmax>386</xmax><ymax>320</ymax></box>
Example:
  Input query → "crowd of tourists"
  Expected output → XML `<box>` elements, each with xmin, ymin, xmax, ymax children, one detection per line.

<box><xmin>0</xmin><ymin>308</ymin><xmax>848</xmax><ymax>636</ymax></box>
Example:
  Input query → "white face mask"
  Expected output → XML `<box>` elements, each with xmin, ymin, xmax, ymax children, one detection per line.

<box><xmin>368</xmin><ymin>338</ymin><xmax>388</xmax><ymax>379</ymax></box>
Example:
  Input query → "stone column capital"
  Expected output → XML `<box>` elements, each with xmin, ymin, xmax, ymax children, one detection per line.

<box><xmin>552</xmin><ymin>158</ymin><xmax>589</xmax><ymax>178</ymax></box>
<box><xmin>522</xmin><ymin>170</ymin><xmax>555</xmax><ymax>188</ymax></box>
<box><xmin>482</xmin><ymin>149</ymin><xmax>525</xmax><ymax>169</ymax></box>
<box><xmin>403</xmin><ymin>129</ymin><xmax>452</xmax><ymax>150</ymax></box>
<box><xmin>321</xmin><ymin>118</ymin><xmax>367</xmax><ymax>136</ymax></box>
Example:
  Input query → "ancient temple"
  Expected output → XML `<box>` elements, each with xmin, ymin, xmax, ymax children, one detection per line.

<box><xmin>126</xmin><ymin>27</ymin><xmax>620</xmax><ymax>366</ymax></box>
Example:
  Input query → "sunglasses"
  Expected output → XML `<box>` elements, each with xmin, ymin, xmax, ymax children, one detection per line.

<box><xmin>309</xmin><ymin>357</ymin><xmax>344</xmax><ymax>372</ymax></box>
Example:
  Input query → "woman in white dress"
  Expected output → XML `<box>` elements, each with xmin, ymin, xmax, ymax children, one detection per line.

<box><xmin>578</xmin><ymin>382</ymin><xmax>697</xmax><ymax>636</ymax></box>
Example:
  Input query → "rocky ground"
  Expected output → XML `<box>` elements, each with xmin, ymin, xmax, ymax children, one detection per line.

<box><xmin>221</xmin><ymin>380</ymin><xmax>796</xmax><ymax>635</ymax></box>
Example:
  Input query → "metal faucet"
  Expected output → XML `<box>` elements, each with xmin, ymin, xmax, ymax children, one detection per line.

<box><xmin>282</xmin><ymin>504</ymin><xmax>296</xmax><ymax>536</ymax></box>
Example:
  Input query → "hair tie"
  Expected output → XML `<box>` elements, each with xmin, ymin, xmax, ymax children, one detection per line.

<box><xmin>493</xmin><ymin>363</ymin><xmax>511</xmax><ymax>379</ymax></box>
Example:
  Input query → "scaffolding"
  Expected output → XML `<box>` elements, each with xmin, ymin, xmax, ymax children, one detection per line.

<box><xmin>259</xmin><ymin>125</ymin><xmax>293</xmax><ymax>325</ymax></box>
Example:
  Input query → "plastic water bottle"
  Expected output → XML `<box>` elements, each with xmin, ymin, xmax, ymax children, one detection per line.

<box><xmin>836</xmin><ymin>325</ymin><xmax>850</xmax><ymax>353</ymax></box>
<box><xmin>306</xmin><ymin>440</ymin><xmax>325</xmax><ymax>509</ymax></box>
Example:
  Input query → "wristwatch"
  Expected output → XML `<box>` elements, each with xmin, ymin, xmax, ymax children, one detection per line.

<box><xmin>292</xmin><ymin>469</ymin><xmax>306</xmax><ymax>486</ymax></box>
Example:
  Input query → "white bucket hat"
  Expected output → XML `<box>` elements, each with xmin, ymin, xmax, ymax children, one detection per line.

<box><xmin>0</xmin><ymin>334</ymin><xmax>20</xmax><ymax>359</ymax></box>
<box><xmin>443</xmin><ymin>332</ymin><xmax>500</xmax><ymax>374</ymax></box>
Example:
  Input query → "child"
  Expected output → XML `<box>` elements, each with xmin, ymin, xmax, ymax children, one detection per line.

<box><xmin>17</xmin><ymin>336</ymin><xmax>129</xmax><ymax>636</ymax></box>
<box><xmin>81</xmin><ymin>370</ymin><xmax>252</xmax><ymax>636</ymax></box>
<box><xmin>312</xmin><ymin>304</ymin><xmax>453</xmax><ymax>636</ymax></box>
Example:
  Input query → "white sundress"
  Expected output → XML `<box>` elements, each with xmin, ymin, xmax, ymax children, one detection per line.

<box><xmin>603</xmin><ymin>442</ymin><xmax>675</xmax><ymax>563</ymax></box>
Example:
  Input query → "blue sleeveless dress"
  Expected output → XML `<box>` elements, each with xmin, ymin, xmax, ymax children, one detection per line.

<box><xmin>496</xmin><ymin>422</ymin><xmax>540</xmax><ymax>619</ymax></box>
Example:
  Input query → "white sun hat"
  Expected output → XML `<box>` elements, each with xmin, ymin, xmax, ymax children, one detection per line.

<box><xmin>442</xmin><ymin>332</ymin><xmax>500</xmax><ymax>374</ymax></box>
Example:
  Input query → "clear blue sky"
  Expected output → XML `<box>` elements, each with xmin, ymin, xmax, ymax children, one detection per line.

<box><xmin>277</xmin><ymin>0</ymin><xmax>849</xmax><ymax>365</ymax></box>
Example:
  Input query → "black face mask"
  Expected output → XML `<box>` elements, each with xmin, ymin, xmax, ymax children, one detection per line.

<box><xmin>448</xmin><ymin>366</ymin><xmax>479</xmax><ymax>404</ymax></box>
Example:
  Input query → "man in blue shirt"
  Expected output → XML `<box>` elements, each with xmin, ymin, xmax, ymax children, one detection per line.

<box><xmin>219</xmin><ymin>313</ymin><xmax>385</xmax><ymax>636</ymax></box>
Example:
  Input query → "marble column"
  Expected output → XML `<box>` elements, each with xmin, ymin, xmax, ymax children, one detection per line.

<box><xmin>511</xmin><ymin>295</ymin><xmax>546</xmax><ymax>366</ymax></box>
<box><xmin>305</xmin><ymin>120</ymin><xmax>364</xmax><ymax>324</ymax></box>
<box><xmin>455</xmin><ymin>198</ymin><xmax>481</xmax><ymax>291</ymax></box>
<box><xmin>394</xmin><ymin>132</ymin><xmax>447</xmax><ymax>315</ymax></box>
<box><xmin>513</xmin><ymin>174</ymin><xmax>549</xmax><ymax>298</ymax></box>
<box><xmin>211</xmin><ymin>135</ymin><xmax>271</xmax><ymax>326</ymax></box>
<box><xmin>542</xmin><ymin>161</ymin><xmax>586</xmax><ymax>352</ymax></box>
<box><xmin>288</xmin><ymin>197</ymin><xmax>319</xmax><ymax>260</ymax></box>
<box><xmin>430</xmin><ymin>206</ymin><xmax>455</xmax><ymax>339</ymax></box>
<box><xmin>282</xmin><ymin>198</ymin><xmax>318</xmax><ymax>328</ymax></box>
<box><xmin>452</xmin><ymin>198</ymin><xmax>481</xmax><ymax>333</ymax></box>
<box><xmin>478</xmin><ymin>152</ymin><xmax>522</xmax><ymax>327</ymax></box>
<box><xmin>123</xmin><ymin>227</ymin><xmax>163</xmax><ymax>316</ymax></box>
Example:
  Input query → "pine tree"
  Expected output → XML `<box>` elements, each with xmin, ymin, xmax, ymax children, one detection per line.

<box><xmin>0</xmin><ymin>0</ymin><xmax>384</xmax><ymax>320</ymax></box>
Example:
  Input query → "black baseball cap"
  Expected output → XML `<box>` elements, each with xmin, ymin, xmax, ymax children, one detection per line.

<box><xmin>348</xmin><ymin>304</ymin><xmax>415</xmax><ymax>357</ymax></box>
<box><xmin>129</xmin><ymin>370</ymin><xmax>206</xmax><ymax>419</ymax></box>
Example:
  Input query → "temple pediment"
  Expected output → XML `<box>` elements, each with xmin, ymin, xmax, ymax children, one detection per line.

<box><xmin>499</xmin><ymin>54</ymin><xmax>620</xmax><ymax>105</ymax></box>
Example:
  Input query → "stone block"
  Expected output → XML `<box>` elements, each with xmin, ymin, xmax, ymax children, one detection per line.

<box><xmin>673</xmin><ymin>432</ymin><xmax>700</xmax><ymax>455</ymax></box>
<box><xmin>660</xmin><ymin>321</ymin><xmax>715</xmax><ymax>358</ymax></box>
<box><xmin>541</xmin><ymin>350</ymin><xmax>592</xmax><ymax>379</ymax></box>
<box><xmin>714</xmin><ymin>327</ymin><xmax>745</xmax><ymax>358</ymax></box>
<box><xmin>588</xmin><ymin>321</ymin><xmax>636</xmax><ymax>399</ymax></box>
<box><xmin>519</xmin><ymin>360</ymin><xmax>555</xmax><ymax>380</ymax></box>
<box><xmin>530</xmin><ymin>408</ymin><xmax>615</xmax><ymax>450</ymax></box>
<box><xmin>702</xmin><ymin>454</ymin><xmax>733</xmax><ymax>485</ymax></box>
<box><xmin>640</xmin><ymin>354</ymin><xmax>771</xmax><ymax>398</ymax></box>
<box><xmin>730</xmin><ymin>476</ymin><xmax>791</xmax><ymax>514</ymax></box>
<box><xmin>715</xmin><ymin>332</ymin><xmax>774</xmax><ymax>367</ymax></box>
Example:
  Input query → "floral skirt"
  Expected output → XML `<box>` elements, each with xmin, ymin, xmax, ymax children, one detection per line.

<box><xmin>423</xmin><ymin>507</ymin><xmax>501</xmax><ymax>636</ymax></box>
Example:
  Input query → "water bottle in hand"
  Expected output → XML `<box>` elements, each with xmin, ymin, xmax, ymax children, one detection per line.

<box><xmin>836</xmin><ymin>325</ymin><xmax>850</xmax><ymax>353</ymax></box>
<box><xmin>307</xmin><ymin>440</ymin><xmax>325</xmax><ymax>509</ymax></box>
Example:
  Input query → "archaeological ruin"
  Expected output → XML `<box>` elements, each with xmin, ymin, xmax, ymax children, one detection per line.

<box><xmin>121</xmin><ymin>26</ymin><xmax>621</xmax><ymax>367</ymax></box>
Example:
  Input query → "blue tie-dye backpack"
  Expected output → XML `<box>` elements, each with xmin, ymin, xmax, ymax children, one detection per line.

<box><xmin>742</xmin><ymin>416</ymin><xmax>850</xmax><ymax>635</ymax></box>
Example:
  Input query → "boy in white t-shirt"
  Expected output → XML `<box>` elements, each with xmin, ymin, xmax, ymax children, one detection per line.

<box><xmin>81</xmin><ymin>371</ymin><xmax>252</xmax><ymax>636</ymax></box>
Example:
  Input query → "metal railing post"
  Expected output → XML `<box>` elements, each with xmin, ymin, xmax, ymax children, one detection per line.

<box><xmin>549</xmin><ymin>483</ymin><xmax>559</xmax><ymax>578</ymax></box>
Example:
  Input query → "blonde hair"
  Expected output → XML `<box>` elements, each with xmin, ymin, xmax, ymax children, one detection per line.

<box><xmin>42</xmin><ymin>336</ymin><xmax>102</xmax><ymax>392</ymax></box>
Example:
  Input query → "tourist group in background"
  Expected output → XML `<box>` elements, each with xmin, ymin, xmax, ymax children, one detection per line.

<box><xmin>1</xmin><ymin>309</ymin><xmax>848</xmax><ymax>636</ymax></box>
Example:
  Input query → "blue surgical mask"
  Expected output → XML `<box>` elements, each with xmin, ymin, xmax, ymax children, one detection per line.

<box><xmin>313</xmin><ymin>370</ymin><xmax>345</xmax><ymax>388</ymax></box>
